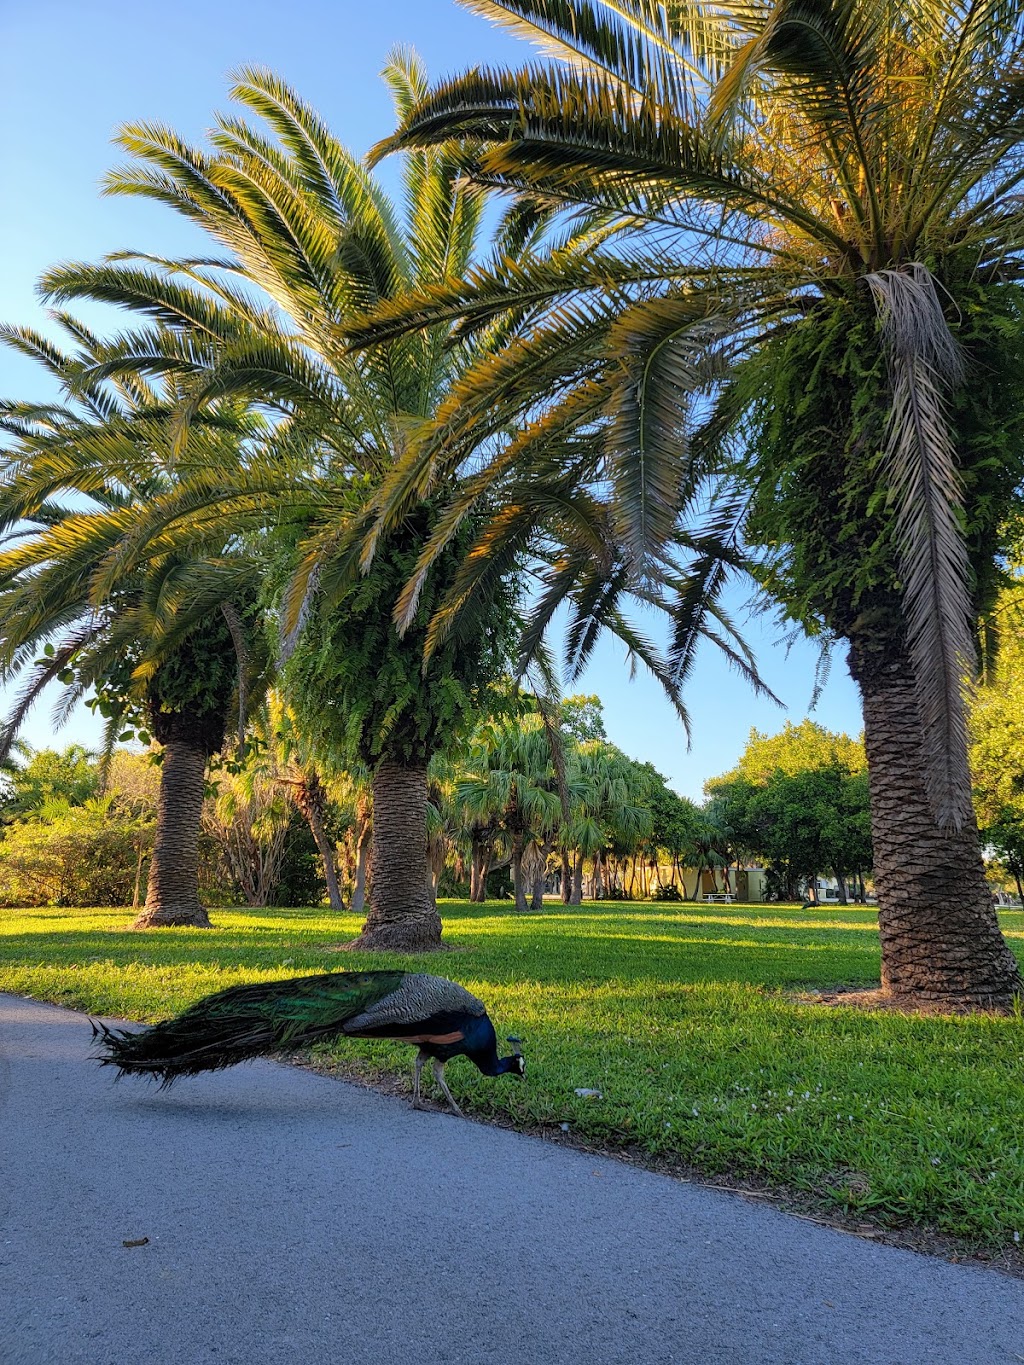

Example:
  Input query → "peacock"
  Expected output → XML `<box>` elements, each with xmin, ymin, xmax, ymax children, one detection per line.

<box><xmin>91</xmin><ymin>970</ymin><xmax>525</xmax><ymax>1116</ymax></box>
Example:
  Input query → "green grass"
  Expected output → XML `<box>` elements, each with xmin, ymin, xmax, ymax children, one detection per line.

<box><xmin>2</xmin><ymin>899</ymin><xmax>1023</xmax><ymax>1252</ymax></box>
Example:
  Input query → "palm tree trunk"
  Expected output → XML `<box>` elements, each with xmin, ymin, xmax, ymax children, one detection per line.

<box><xmin>570</xmin><ymin>855</ymin><xmax>583</xmax><ymax>904</ymax></box>
<box><xmin>477</xmin><ymin>848</ymin><xmax>493</xmax><ymax>902</ymax></box>
<box><xmin>531</xmin><ymin>868</ymin><xmax>545</xmax><ymax>910</ymax></box>
<box><xmin>133</xmin><ymin>738</ymin><xmax>211</xmax><ymax>929</ymax></box>
<box><xmin>531</xmin><ymin>842</ymin><xmax>550</xmax><ymax>910</ymax></box>
<box><xmin>511</xmin><ymin>837</ymin><xmax>529</xmax><ymax>913</ymax></box>
<box><xmin>854</xmin><ymin>650</ymin><xmax>1022</xmax><ymax>1006</ymax></box>
<box><xmin>349</xmin><ymin>762</ymin><xmax>442</xmax><ymax>951</ymax></box>
<box><xmin>561</xmin><ymin>850</ymin><xmax>571</xmax><ymax>903</ymax></box>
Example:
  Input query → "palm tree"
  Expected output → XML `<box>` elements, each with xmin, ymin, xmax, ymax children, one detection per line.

<box><xmin>36</xmin><ymin>57</ymin><xmax>747</xmax><ymax>949</ymax></box>
<box><xmin>362</xmin><ymin>0</ymin><xmax>1024</xmax><ymax>1005</ymax></box>
<box><xmin>0</xmin><ymin>317</ymin><xmax>265</xmax><ymax>927</ymax></box>
<box><xmin>564</xmin><ymin>741</ymin><xmax>652</xmax><ymax>902</ymax></box>
<box><xmin>456</xmin><ymin>715</ymin><xmax>564</xmax><ymax>912</ymax></box>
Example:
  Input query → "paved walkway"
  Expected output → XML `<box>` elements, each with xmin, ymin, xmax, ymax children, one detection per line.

<box><xmin>3</xmin><ymin>991</ymin><xmax>1024</xmax><ymax>1365</ymax></box>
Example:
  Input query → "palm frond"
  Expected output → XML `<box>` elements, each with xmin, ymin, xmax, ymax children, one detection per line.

<box><xmin>866</xmin><ymin>263</ymin><xmax>975</xmax><ymax>829</ymax></box>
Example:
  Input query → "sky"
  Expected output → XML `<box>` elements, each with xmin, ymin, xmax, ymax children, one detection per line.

<box><xmin>0</xmin><ymin>0</ymin><xmax>866</xmax><ymax>800</ymax></box>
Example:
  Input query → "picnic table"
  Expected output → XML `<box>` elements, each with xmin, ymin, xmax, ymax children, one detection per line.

<box><xmin>703</xmin><ymin>893</ymin><xmax>735</xmax><ymax>903</ymax></box>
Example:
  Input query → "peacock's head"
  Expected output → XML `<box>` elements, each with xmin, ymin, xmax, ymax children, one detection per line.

<box><xmin>505</xmin><ymin>1036</ymin><xmax>526</xmax><ymax>1078</ymax></box>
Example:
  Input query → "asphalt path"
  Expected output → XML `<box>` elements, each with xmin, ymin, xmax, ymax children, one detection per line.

<box><xmin>3</xmin><ymin>992</ymin><xmax>1024</xmax><ymax>1365</ymax></box>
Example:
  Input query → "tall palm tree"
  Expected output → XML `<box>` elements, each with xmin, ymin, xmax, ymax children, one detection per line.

<box><xmin>456</xmin><ymin>715</ymin><xmax>564</xmax><ymax>912</ymax></box>
<box><xmin>564</xmin><ymin>740</ymin><xmax>652</xmax><ymax>902</ymax></box>
<box><xmin>0</xmin><ymin>317</ymin><xmax>265</xmax><ymax>927</ymax></box>
<box><xmin>37</xmin><ymin>57</ymin><xmax>752</xmax><ymax>949</ymax></box>
<box><xmin>359</xmin><ymin>0</ymin><xmax>1024</xmax><ymax>1005</ymax></box>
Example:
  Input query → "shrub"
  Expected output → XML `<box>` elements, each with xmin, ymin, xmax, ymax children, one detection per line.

<box><xmin>0</xmin><ymin>798</ymin><xmax>233</xmax><ymax>908</ymax></box>
<box><xmin>0</xmin><ymin>802</ymin><xmax>152</xmax><ymax>907</ymax></box>
<box><xmin>652</xmin><ymin>883</ymin><xmax>683</xmax><ymax>902</ymax></box>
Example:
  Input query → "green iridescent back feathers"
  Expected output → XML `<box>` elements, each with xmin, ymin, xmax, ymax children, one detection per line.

<box><xmin>92</xmin><ymin>970</ymin><xmax>419</xmax><ymax>1086</ymax></box>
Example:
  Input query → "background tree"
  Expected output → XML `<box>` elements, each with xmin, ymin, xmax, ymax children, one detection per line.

<box><xmin>456</xmin><ymin>715</ymin><xmax>563</xmax><ymax>912</ymax></box>
<box><xmin>971</xmin><ymin>579</ymin><xmax>1024</xmax><ymax>906</ymax></box>
<box><xmin>709</xmin><ymin>722</ymin><xmax>872</xmax><ymax>902</ymax></box>
<box><xmin>0</xmin><ymin>744</ymin><xmax>99</xmax><ymax>823</ymax></box>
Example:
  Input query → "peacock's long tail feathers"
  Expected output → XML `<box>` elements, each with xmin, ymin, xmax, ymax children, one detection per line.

<box><xmin>90</xmin><ymin>970</ymin><xmax>408</xmax><ymax>1087</ymax></box>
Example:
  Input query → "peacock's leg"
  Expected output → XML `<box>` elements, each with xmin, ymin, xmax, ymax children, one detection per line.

<box><xmin>412</xmin><ymin>1049</ymin><xmax>428</xmax><ymax>1108</ymax></box>
<box><xmin>432</xmin><ymin>1057</ymin><xmax>463</xmax><ymax>1117</ymax></box>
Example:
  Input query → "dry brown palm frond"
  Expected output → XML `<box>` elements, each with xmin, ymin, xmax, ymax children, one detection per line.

<box><xmin>866</xmin><ymin>263</ymin><xmax>974</xmax><ymax>830</ymax></box>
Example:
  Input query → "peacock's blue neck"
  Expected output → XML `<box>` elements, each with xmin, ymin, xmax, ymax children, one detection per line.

<box><xmin>461</xmin><ymin>1014</ymin><xmax>511</xmax><ymax>1076</ymax></box>
<box><xmin>472</xmin><ymin>1049</ymin><xmax>521</xmax><ymax>1077</ymax></box>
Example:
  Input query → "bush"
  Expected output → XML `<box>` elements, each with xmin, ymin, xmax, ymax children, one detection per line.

<box><xmin>0</xmin><ymin>803</ymin><xmax>153</xmax><ymax>907</ymax></box>
<box><xmin>651</xmin><ymin>883</ymin><xmax>683</xmax><ymax>901</ymax></box>
<box><xmin>0</xmin><ymin>799</ymin><xmax>233</xmax><ymax>908</ymax></box>
<box><xmin>268</xmin><ymin>812</ymin><xmax>326</xmax><ymax>907</ymax></box>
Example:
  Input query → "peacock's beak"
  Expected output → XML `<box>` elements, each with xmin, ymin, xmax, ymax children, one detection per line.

<box><xmin>507</xmin><ymin>1036</ymin><xmax>525</xmax><ymax>1076</ymax></box>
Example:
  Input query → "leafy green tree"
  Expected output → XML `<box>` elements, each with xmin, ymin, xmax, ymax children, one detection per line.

<box><xmin>710</xmin><ymin>721</ymin><xmax>872</xmax><ymax>900</ymax></box>
<box><xmin>0</xmin><ymin>797</ymin><xmax>153</xmax><ymax>908</ymax></box>
<box><xmin>744</xmin><ymin>768</ymin><xmax>870</xmax><ymax>903</ymax></box>
<box><xmin>367</xmin><ymin>0</ymin><xmax>1024</xmax><ymax>1004</ymax></box>
<box><xmin>970</xmin><ymin>582</ymin><xmax>1024</xmax><ymax>905</ymax></box>
<box><xmin>561</xmin><ymin>694</ymin><xmax>607</xmax><ymax>744</ymax></box>
<box><xmin>730</xmin><ymin>721</ymin><xmax>866</xmax><ymax>785</ymax></box>
<box><xmin>647</xmin><ymin>779</ymin><xmax>702</xmax><ymax>894</ymax></box>
<box><xmin>0</xmin><ymin>745</ymin><xmax>99</xmax><ymax>821</ymax></box>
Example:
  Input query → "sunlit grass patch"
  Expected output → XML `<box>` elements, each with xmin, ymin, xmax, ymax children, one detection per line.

<box><xmin>2</xmin><ymin>898</ymin><xmax>1022</xmax><ymax>1252</ymax></box>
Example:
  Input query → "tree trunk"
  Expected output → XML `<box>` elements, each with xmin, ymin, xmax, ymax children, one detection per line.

<box><xmin>351</xmin><ymin>791</ymin><xmax>372</xmax><ymax>916</ymax></box>
<box><xmin>470</xmin><ymin>837</ymin><xmax>485</xmax><ymax>901</ymax></box>
<box><xmin>570</xmin><ymin>855</ymin><xmax>583</xmax><ymax>905</ymax></box>
<box><xmin>531</xmin><ymin>842</ymin><xmax>550</xmax><ymax>911</ymax></box>
<box><xmin>293</xmin><ymin>767</ymin><xmax>345</xmax><ymax>911</ymax></box>
<box><xmin>511</xmin><ymin>837</ymin><xmax>529</xmax><ymax>913</ymax></box>
<box><xmin>476</xmin><ymin>847</ymin><xmax>493</xmax><ymax>903</ymax></box>
<box><xmin>348</xmin><ymin>762</ymin><xmax>442</xmax><ymax>951</ymax></box>
<box><xmin>133</xmin><ymin>738</ymin><xmax>211</xmax><ymax>929</ymax></box>
<box><xmin>561</xmin><ymin>850</ymin><xmax>571</xmax><ymax>904</ymax></box>
<box><xmin>531</xmin><ymin>868</ymin><xmax>545</xmax><ymax>910</ymax></box>
<box><xmin>853</xmin><ymin>648</ymin><xmax>1022</xmax><ymax>1006</ymax></box>
<box><xmin>352</xmin><ymin>838</ymin><xmax>369</xmax><ymax>917</ymax></box>
<box><xmin>593</xmin><ymin>851</ymin><xmax>604</xmax><ymax>900</ymax></box>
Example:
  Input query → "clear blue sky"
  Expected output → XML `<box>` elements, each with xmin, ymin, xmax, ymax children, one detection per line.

<box><xmin>0</xmin><ymin>0</ymin><xmax>865</xmax><ymax>799</ymax></box>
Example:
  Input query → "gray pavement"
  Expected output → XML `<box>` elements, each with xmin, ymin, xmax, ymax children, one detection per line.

<box><xmin>2</xmin><ymin>992</ymin><xmax>1024</xmax><ymax>1365</ymax></box>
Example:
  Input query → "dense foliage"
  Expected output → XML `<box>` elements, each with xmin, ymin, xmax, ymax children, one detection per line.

<box><xmin>286</xmin><ymin>519</ymin><xmax>518</xmax><ymax>769</ymax></box>
<box><xmin>707</xmin><ymin>722</ymin><xmax>872</xmax><ymax>901</ymax></box>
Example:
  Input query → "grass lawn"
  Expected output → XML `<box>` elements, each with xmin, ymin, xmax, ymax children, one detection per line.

<box><xmin>2</xmin><ymin>898</ymin><xmax>1023</xmax><ymax>1256</ymax></box>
